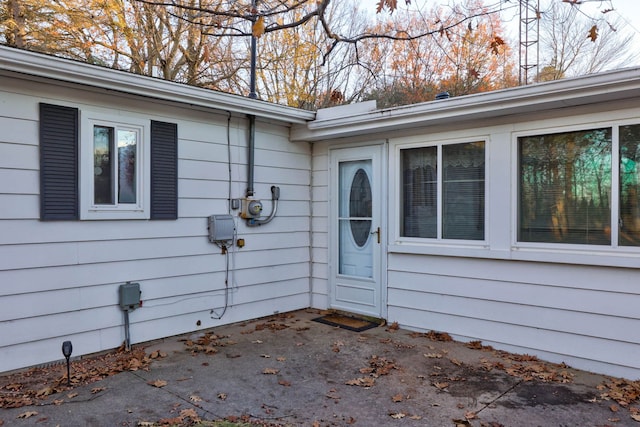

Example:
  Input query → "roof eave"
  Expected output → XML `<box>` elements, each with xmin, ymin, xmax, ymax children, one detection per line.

<box><xmin>291</xmin><ymin>68</ymin><xmax>640</xmax><ymax>142</ymax></box>
<box><xmin>0</xmin><ymin>46</ymin><xmax>315</xmax><ymax>124</ymax></box>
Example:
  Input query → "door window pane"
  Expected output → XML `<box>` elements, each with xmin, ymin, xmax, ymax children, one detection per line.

<box><xmin>349</xmin><ymin>168</ymin><xmax>372</xmax><ymax>247</ymax></box>
<box><xmin>519</xmin><ymin>128</ymin><xmax>612</xmax><ymax>245</ymax></box>
<box><xmin>620</xmin><ymin>124</ymin><xmax>640</xmax><ymax>246</ymax></box>
<box><xmin>94</xmin><ymin>126</ymin><xmax>114</xmax><ymax>204</ymax></box>
<box><xmin>443</xmin><ymin>142</ymin><xmax>485</xmax><ymax>240</ymax></box>
<box><xmin>401</xmin><ymin>146</ymin><xmax>437</xmax><ymax>238</ymax></box>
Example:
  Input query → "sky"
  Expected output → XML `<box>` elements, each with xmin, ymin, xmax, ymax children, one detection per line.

<box><xmin>360</xmin><ymin>0</ymin><xmax>640</xmax><ymax>66</ymax></box>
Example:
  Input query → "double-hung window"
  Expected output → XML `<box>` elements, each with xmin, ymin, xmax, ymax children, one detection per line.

<box><xmin>400</xmin><ymin>141</ymin><xmax>485</xmax><ymax>241</ymax></box>
<box><xmin>518</xmin><ymin>124</ymin><xmax>640</xmax><ymax>248</ymax></box>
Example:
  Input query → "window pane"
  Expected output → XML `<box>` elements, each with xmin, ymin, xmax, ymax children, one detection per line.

<box><xmin>620</xmin><ymin>124</ymin><xmax>640</xmax><ymax>246</ymax></box>
<box><xmin>94</xmin><ymin>126</ymin><xmax>114</xmax><ymax>204</ymax></box>
<box><xmin>519</xmin><ymin>128</ymin><xmax>612</xmax><ymax>245</ymax></box>
<box><xmin>401</xmin><ymin>146</ymin><xmax>437</xmax><ymax>238</ymax></box>
<box><xmin>443</xmin><ymin>142</ymin><xmax>485</xmax><ymax>240</ymax></box>
<box><xmin>117</xmin><ymin>129</ymin><xmax>137</xmax><ymax>204</ymax></box>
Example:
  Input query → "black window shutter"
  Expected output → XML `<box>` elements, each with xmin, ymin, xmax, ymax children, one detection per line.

<box><xmin>39</xmin><ymin>103</ymin><xmax>79</xmax><ymax>220</ymax></box>
<box><xmin>150</xmin><ymin>120</ymin><xmax>178</xmax><ymax>220</ymax></box>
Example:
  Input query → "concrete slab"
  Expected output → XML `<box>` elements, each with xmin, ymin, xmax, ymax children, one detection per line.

<box><xmin>1</xmin><ymin>309</ymin><xmax>637</xmax><ymax>426</ymax></box>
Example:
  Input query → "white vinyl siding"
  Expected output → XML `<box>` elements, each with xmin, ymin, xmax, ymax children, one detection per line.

<box><xmin>386</xmin><ymin>109</ymin><xmax>640</xmax><ymax>378</ymax></box>
<box><xmin>0</xmin><ymin>74</ymin><xmax>311</xmax><ymax>372</ymax></box>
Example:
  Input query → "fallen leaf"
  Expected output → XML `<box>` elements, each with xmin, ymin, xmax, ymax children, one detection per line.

<box><xmin>138</xmin><ymin>422</ymin><xmax>155</xmax><ymax>427</ymax></box>
<box><xmin>260</xmin><ymin>354</ymin><xmax>271</xmax><ymax>358</ymax></box>
<box><xmin>17</xmin><ymin>411</ymin><xmax>38</xmax><ymax>419</ymax></box>
<box><xmin>389</xmin><ymin>412</ymin><xmax>405</xmax><ymax>419</ymax></box>
<box><xmin>450</xmin><ymin>358</ymin><xmax>463</xmax><ymax>366</ymax></box>
<box><xmin>632</xmin><ymin>413</ymin><xmax>640</xmax><ymax>422</ymax></box>
<box><xmin>409</xmin><ymin>415</ymin><xmax>422</xmax><ymax>420</ymax></box>
<box><xmin>433</xmin><ymin>382</ymin><xmax>449</xmax><ymax>390</ymax></box>
<box><xmin>91</xmin><ymin>387</ymin><xmax>105</xmax><ymax>394</ymax></box>
<box><xmin>179</xmin><ymin>408</ymin><xmax>200</xmax><ymax>421</ymax></box>
<box><xmin>67</xmin><ymin>392</ymin><xmax>78</xmax><ymax>399</ymax></box>
<box><xmin>424</xmin><ymin>353</ymin><xmax>442</xmax><ymax>358</ymax></box>
<box><xmin>346</xmin><ymin>377</ymin><xmax>376</xmax><ymax>387</ymax></box>
<box><xmin>611</xmin><ymin>404</ymin><xmax>620</xmax><ymax>412</ymax></box>
<box><xmin>252</xmin><ymin>340</ymin><xmax>263</xmax><ymax>344</ymax></box>
<box><xmin>263</xmin><ymin>368</ymin><xmax>279</xmax><ymax>375</ymax></box>
<box><xmin>190</xmin><ymin>395</ymin><xmax>202</xmax><ymax>403</ymax></box>
<box><xmin>53</xmin><ymin>399</ymin><xmax>64</xmax><ymax>405</ymax></box>
<box><xmin>217</xmin><ymin>393</ymin><xmax>227</xmax><ymax>400</ymax></box>
<box><xmin>278</xmin><ymin>379</ymin><xmax>291</xmax><ymax>387</ymax></box>
<box><xmin>391</xmin><ymin>393</ymin><xmax>403</xmax><ymax>402</ymax></box>
<box><xmin>276</xmin><ymin>357</ymin><xmax>286</xmax><ymax>362</ymax></box>
<box><xmin>36</xmin><ymin>386</ymin><xmax>54</xmax><ymax>397</ymax></box>
<box><xmin>465</xmin><ymin>411</ymin><xmax>477</xmax><ymax>420</ymax></box>
<box><xmin>148</xmin><ymin>379</ymin><xmax>167</xmax><ymax>388</ymax></box>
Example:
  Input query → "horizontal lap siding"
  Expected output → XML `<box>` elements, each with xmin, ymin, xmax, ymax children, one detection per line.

<box><xmin>310</xmin><ymin>146</ymin><xmax>329</xmax><ymax>309</ymax></box>
<box><xmin>0</xmin><ymin>78</ymin><xmax>311</xmax><ymax>372</ymax></box>
<box><xmin>387</xmin><ymin>253</ymin><xmax>640</xmax><ymax>378</ymax></box>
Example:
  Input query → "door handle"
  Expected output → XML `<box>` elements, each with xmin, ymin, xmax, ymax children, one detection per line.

<box><xmin>371</xmin><ymin>226</ymin><xmax>381</xmax><ymax>244</ymax></box>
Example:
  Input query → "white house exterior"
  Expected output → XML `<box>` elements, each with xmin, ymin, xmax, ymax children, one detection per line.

<box><xmin>2</xmin><ymin>46</ymin><xmax>640</xmax><ymax>379</ymax></box>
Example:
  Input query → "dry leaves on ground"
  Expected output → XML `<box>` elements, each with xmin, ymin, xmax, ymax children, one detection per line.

<box><xmin>0</xmin><ymin>346</ymin><xmax>157</xmax><ymax>409</ymax></box>
<box><xmin>182</xmin><ymin>332</ymin><xmax>235</xmax><ymax>355</ymax></box>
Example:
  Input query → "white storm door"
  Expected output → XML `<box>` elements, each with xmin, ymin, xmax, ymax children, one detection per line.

<box><xmin>329</xmin><ymin>145</ymin><xmax>384</xmax><ymax>318</ymax></box>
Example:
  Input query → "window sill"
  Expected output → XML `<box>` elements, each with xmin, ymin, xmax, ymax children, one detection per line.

<box><xmin>81</xmin><ymin>208</ymin><xmax>149</xmax><ymax>220</ymax></box>
<box><xmin>388</xmin><ymin>242</ymin><xmax>640</xmax><ymax>268</ymax></box>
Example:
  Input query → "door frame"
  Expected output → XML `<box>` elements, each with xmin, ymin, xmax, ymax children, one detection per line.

<box><xmin>328</xmin><ymin>142</ymin><xmax>388</xmax><ymax>319</ymax></box>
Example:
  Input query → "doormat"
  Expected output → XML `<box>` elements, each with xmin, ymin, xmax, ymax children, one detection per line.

<box><xmin>312</xmin><ymin>314</ymin><xmax>380</xmax><ymax>332</ymax></box>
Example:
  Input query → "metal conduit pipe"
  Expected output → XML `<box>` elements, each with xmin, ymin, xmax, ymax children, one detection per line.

<box><xmin>247</xmin><ymin>114</ymin><xmax>256</xmax><ymax>198</ymax></box>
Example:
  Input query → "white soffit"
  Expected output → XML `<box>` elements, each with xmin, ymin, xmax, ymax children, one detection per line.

<box><xmin>291</xmin><ymin>67</ymin><xmax>640</xmax><ymax>142</ymax></box>
<box><xmin>0</xmin><ymin>46</ymin><xmax>315</xmax><ymax>124</ymax></box>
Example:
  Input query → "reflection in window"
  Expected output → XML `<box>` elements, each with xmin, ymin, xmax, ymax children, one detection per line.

<box><xmin>117</xmin><ymin>130</ymin><xmax>137</xmax><ymax>204</ymax></box>
<box><xmin>349</xmin><ymin>168</ymin><xmax>372</xmax><ymax>247</ymax></box>
<box><xmin>94</xmin><ymin>126</ymin><xmax>114</xmax><ymax>204</ymax></box>
<box><xmin>443</xmin><ymin>142</ymin><xmax>485</xmax><ymax>240</ymax></box>
<box><xmin>401</xmin><ymin>146</ymin><xmax>437</xmax><ymax>238</ymax></box>
<box><xmin>93</xmin><ymin>125</ymin><xmax>138</xmax><ymax>206</ymax></box>
<box><xmin>401</xmin><ymin>142</ymin><xmax>485</xmax><ymax>240</ymax></box>
<box><xmin>620</xmin><ymin>125</ymin><xmax>640</xmax><ymax>246</ymax></box>
<box><xmin>519</xmin><ymin>128</ymin><xmax>612</xmax><ymax>245</ymax></box>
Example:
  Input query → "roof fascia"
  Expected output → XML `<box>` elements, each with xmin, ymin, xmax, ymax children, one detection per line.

<box><xmin>292</xmin><ymin>67</ymin><xmax>640</xmax><ymax>141</ymax></box>
<box><xmin>0</xmin><ymin>46</ymin><xmax>315</xmax><ymax>124</ymax></box>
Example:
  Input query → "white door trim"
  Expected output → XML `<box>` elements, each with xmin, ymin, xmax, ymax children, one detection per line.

<box><xmin>328</xmin><ymin>143</ymin><xmax>387</xmax><ymax>319</ymax></box>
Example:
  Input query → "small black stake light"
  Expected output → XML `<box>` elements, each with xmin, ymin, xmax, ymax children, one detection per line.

<box><xmin>61</xmin><ymin>341</ymin><xmax>73</xmax><ymax>386</ymax></box>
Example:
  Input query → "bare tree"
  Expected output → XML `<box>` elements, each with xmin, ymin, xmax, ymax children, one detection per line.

<box><xmin>538</xmin><ymin>0</ymin><xmax>638</xmax><ymax>80</ymax></box>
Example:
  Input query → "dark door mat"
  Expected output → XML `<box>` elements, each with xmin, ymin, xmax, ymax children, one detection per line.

<box><xmin>312</xmin><ymin>314</ymin><xmax>380</xmax><ymax>332</ymax></box>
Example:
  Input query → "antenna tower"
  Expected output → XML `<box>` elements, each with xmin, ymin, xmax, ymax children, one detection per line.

<box><xmin>519</xmin><ymin>0</ymin><xmax>540</xmax><ymax>85</ymax></box>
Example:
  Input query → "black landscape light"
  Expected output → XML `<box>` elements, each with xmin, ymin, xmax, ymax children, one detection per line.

<box><xmin>61</xmin><ymin>340</ymin><xmax>73</xmax><ymax>386</ymax></box>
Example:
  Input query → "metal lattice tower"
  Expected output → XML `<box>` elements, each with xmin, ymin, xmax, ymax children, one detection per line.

<box><xmin>519</xmin><ymin>0</ymin><xmax>540</xmax><ymax>85</ymax></box>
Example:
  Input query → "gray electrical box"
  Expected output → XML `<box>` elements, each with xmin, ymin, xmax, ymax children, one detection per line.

<box><xmin>119</xmin><ymin>282</ymin><xmax>141</xmax><ymax>310</ymax></box>
<box><xmin>208</xmin><ymin>214</ymin><xmax>235</xmax><ymax>243</ymax></box>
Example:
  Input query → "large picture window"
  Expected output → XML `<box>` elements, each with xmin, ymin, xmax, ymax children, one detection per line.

<box><xmin>519</xmin><ymin>125</ymin><xmax>640</xmax><ymax>247</ymax></box>
<box><xmin>620</xmin><ymin>124</ymin><xmax>640</xmax><ymax>246</ymax></box>
<box><xmin>401</xmin><ymin>141</ymin><xmax>485</xmax><ymax>240</ymax></box>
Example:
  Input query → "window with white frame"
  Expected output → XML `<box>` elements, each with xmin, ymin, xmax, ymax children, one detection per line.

<box><xmin>518</xmin><ymin>124</ymin><xmax>640</xmax><ymax>247</ymax></box>
<box><xmin>39</xmin><ymin>103</ymin><xmax>178</xmax><ymax>221</ymax></box>
<box><xmin>82</xmin><ymin>115</ymin><xmax>149</xmax><ymax>219</ymax></box>
<box><xmin>400</xmin><ymin>141</ymin><xmax>485</xmax><ymax>240</ymax></box>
